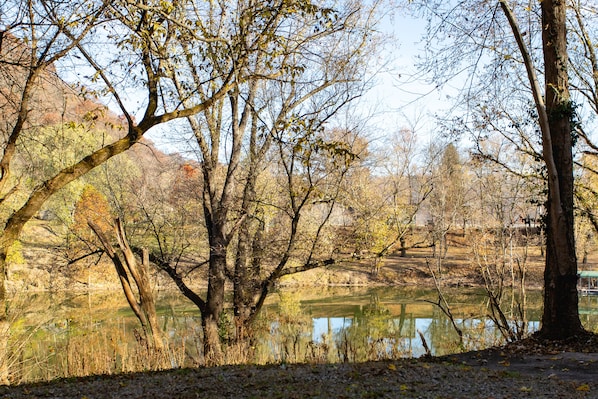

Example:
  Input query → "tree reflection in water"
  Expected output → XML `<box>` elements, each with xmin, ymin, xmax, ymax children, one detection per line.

<box><xmin>5</xmin><ymin>287</ymin><xmax>597</xmax><ymax>384</ymax></box>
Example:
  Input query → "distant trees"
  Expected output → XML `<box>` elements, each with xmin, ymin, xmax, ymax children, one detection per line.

<box><xmin>344</xmin><ymin>127</ymin><xmax>433</xmax><ymax>275</ymax></box>
<box><xmin>426</xmin><ymin>142</ymin><xmax>466</xmax><ymax>262</ymax></box>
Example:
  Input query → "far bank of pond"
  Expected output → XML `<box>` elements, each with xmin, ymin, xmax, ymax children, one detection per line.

<box><xmin>5</xmin><ymin>286</ymin><xmax>598</xmax><ymax>384</ymax></box>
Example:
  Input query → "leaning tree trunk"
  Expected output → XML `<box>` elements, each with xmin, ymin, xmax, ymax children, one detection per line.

<box><xmin>89</xmin><ymin>220</ymin><xmax>165</xmax><ymax>355</ymax></box>
<box><xmin>539</xmin><ymin>0</ymin><xmax>583</xmax><ymax>339</ymax></box>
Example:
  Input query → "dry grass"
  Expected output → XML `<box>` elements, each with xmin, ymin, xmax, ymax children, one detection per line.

<box><xmin>5</xmin><ymin>227</ymin><xmax>598</xmax><ymax>387</ymax></box>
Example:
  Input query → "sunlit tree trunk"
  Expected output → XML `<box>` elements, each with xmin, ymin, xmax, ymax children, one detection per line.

<box><xmin>89</xmin><ymin>220</ymin><xmax>165</xmax><ymax>355</ymax></box>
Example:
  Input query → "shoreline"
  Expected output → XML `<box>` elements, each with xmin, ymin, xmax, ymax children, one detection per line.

<box><xmin>1</xmin><ymin>338</ymin><xmax>597</xmax><ymax>398</ymax></box>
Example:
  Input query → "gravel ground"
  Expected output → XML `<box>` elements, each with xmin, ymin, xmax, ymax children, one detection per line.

<box><xmin>0</xmin><ymin>352</ymin><xmax>596</xmax><ymax>399</ymax></box>
<box><xmin>4</xmin><ymin>326</ymin><xmax>596</xmax><ymax>398</ymax></box>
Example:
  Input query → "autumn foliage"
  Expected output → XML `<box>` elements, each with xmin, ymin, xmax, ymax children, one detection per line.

<box><xmin>72</xmin><ymin>185</ymin><xmax>113</xmax><ymax>243</ymax></box>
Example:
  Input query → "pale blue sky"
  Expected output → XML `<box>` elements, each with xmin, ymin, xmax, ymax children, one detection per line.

<box><xmin>361</xmin><ymin>10</ymin><xmax>455</xmax><ymax>149</ymax></box>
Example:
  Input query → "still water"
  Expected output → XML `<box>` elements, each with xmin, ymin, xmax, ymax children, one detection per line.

<box><xmin>6</xmin><ymin>286</ymin><xmax>598</xmax><ymax>383</ymax></box>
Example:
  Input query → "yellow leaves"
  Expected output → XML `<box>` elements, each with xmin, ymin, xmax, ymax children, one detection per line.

<box><xmin>576</xmin><ymin>383</ymin><xmax>591</xmax><ymax>392</ymax></box>
<box><xmin>6</xmin><ymin>240</ymin><xmax>25</xmax><ymax>266</ymax></box>
<box><xmin>159</xmin><ymin>0</ymin><xmax>174</xmax><ymax>14</ymax></box>
<box><xmin>387</xmin><ymin>363</ymin><xmax>397</xmax><ymax>371</ymax></box>
<box><xmin>498</xmin><ymin>360</ymin><xmax>510</xmax><ymax>367</ymax></box>
<box><xmin>519</xmin><ymin>386</ymin><xmax>532</xmax><ymax>393</ymax></box>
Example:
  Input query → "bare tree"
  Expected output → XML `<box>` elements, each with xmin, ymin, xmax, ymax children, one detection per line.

<box><xmin>426</xmin><ymin>142</ymin><xmax>467</xmax><ymax>266</ymax></box>
<box><xmin>344</xmin><ymin>127</ymin><xmax>434</xmax><ymax>277</ymax></box>
<box><xmin>409</xmin><ymin>0</ymin><xmax>586</xmax><ymax>339</ymax></box>
<box><xmin>499</xmin><ymin>0</ymin><xmax>583</xmax><ymax>338</ymax></box>
<box><xmin>117</xmin><ymin>0</ymin><xmax>384</xmax><ymax>365</ymax></box>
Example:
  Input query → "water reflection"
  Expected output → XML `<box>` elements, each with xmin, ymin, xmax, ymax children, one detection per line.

<box><xmin>579</xmin><ymin>294</ymin><xmax>598</xmax><ymax>332</ymax></box>
<box><xmin>259</xmin><ymin>287</ymin><xmax>545</xmax><ymax>363</ymax></box>
<box><xmin>4</xmin><ymin>287</ymin><xmax>598</xmax><ymax>384</ymax></box>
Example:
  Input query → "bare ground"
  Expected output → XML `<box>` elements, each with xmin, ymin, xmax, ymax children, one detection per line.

<box><xmin>278</xmin><ymin>245</ymin><xmax>551</xmax><ymax>291</ymax></box>
<box><xmin>1</xmin><ymin>334</ymin><xmax>598</xmax><ymax>399</ymax></box>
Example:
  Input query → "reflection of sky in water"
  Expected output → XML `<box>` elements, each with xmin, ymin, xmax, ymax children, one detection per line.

<box><xmin>308</xmin><ymin>316</ymin><xmax>545</xmax><ymax>358</ymax></box>
<box><xmin>415</xmin><ymin>318</ymin><xmax>432</xmax><ymax>334</ymax></box>
<box><xmin>312</xmin><ymin>317</ymin><xmax>352</xmax><ymax>341</ymax></box>
<box><xmin>311</xmin><ymin>317</ymin><xmax>435</xmax><ymax>357</ymax></box>
<box><xmin>413</xmin><ymin>318</ymin><xmax>432</xmax><ymax>357</ymax></box>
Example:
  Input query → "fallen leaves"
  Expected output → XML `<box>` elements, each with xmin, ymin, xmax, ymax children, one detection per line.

<box><xmin>576</xmin><ymin>383</ymin><xmax>591</xmax><ymax>392</ymax></box>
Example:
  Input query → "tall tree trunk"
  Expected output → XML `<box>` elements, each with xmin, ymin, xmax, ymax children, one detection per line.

<box><xmin>539</xmin><ymin>0</ymin><xmax>583</xmax><ymax>339</ymax></box>
<box><xmin>233</xmin><ymin>151</ymin><xmax>262</xmax><ymax>340</ymax></box>
<box><xmin>499</xmin><ymin>0</ymin><xmax>584</xmax><ymax>339</ymax></box>
<box><xmin>234</xmin><ymin>219</ymin><xmax>254</xmax><ymax>341</ymax></box>
<box><xmin>203</xmin><ymin>234</ymin><xmax>227</xmax><ymax>365</ymax></box>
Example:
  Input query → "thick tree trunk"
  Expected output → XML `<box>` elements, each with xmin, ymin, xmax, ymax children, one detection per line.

<box><xmin>500</xmin><ymin>0</ymin><xmax>584</xmax><ymax>339</ymax></box>
<box><xmin>234</xmin><ymin>221</ymin><xmax>254</xmax><ymax>340</ymax></box>
<box><xmin>539</xmin><ymin>0</ymin><xmax>583</xmax><ymax>339</ymax></box>
<box><xmin>202</xmin><ymin>313</ymin><xmax>223</xmax><ymax>366</ymax></box>
<box><xmin>233</xmin><ymin>215</ymin><xmax>265</xmax><ymax>341</ymax></box>
<box><xmin>202</xmin><ymin>236</ymin><xmax>226</xmax><ymax>365</ymax></box>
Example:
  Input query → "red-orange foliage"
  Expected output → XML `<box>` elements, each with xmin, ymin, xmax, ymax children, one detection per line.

<box><xmin>181</xmin><ymin>163</ymin><xmax>198</xmax><ymax>179</ymax></box>
<box><xmin>73</xmin><ymin>185</ymin><xmax>113</xmax><ymax>242</ymax></box>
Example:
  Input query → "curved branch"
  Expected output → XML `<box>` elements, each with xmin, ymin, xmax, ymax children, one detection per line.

<box><xmin>499</xmin><ymin>1</ymin><xmax>560</xmax><ymax>209</ymax></box>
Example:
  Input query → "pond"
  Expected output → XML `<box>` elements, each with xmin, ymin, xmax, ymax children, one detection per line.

<box><xmin>5</xmin><ymin>286</ymin><xmax>598</xmax><ymax>384</ymax></box>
